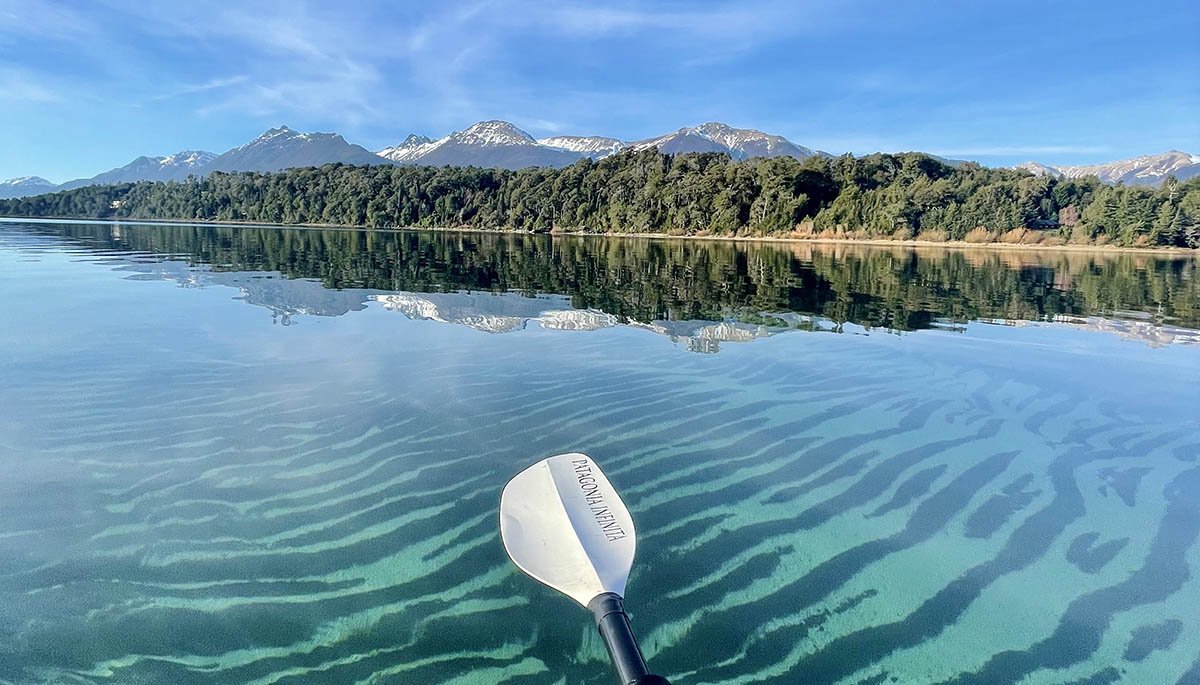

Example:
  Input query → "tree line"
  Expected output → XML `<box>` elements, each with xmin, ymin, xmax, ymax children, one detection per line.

<box><xmin>4</xmin><ymin>151</ymin><xmax>1199</xmax><ymax>247</ymax></box>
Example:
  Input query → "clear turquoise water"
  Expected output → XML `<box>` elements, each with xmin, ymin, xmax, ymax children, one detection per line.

<box><xmin>1</xmin><ymin>220</ymin><xmax>1199</xmax><ymax>684</ymax></box>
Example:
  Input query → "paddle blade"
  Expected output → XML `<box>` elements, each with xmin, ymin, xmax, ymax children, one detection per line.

<box><xmin>500</xmin><ymin>453</ymin><xmax>637</xmax><ymax>606</ymax></box>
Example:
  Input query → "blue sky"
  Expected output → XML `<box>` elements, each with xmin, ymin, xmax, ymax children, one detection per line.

<box><xmin>2</xmin><ymin>0</ymin><xmax>1197</xmax><ymax>183</ymax></box>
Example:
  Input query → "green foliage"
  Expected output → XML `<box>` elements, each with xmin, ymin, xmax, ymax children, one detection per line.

<box><xmin>38</xmin><ymin>223</ymin><xmax>1200</xmax><ymax>331</ymax></box>
<box><xmin>3</xmin><ymin>152</ymin><xmax>1198</xmax><ymax>248</ymax></box>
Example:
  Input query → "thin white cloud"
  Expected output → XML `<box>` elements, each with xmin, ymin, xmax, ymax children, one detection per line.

<box><xmin>0</xmin><ymin>0</ymin><xmax>93</xmax><ymax>41</ymax></box>
<box><xmin>106</xmin><ymin>1</ymin><xmax>393</xmax><ymax>127</ymax></box>
<box><xmin>150</xmin><ymin>75</ymin><xmax>249</xmax><ymax>102</ymax></box>
<box><xmin>538</xmin><ymin>1</ymin><xmax>804</xmax><ymax>36</ymax></box>
<box><xmin>0</xmin><ymin>67</ymin><xmax>63</xmax><ymax>103</ymax></box>
<box><xmin>536</xmin><ymin>0</ymin><xmax>828</xmax><ymax>68</ymax></box>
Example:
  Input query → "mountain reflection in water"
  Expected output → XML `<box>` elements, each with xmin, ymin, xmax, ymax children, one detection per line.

<box><xmin>15</xmin><ymin>220</ymin><xmax>1200</xmax><ymax>350</ymax></box>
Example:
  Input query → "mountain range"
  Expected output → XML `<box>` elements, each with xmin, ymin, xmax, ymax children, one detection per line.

<box><xmin>377</xmin><ymin>121</ymin><xmax>584</xmax><ymax>169</ymax></box>
<box><xmin>58</xmin><ymin>151</ymin><xmax>216</xmax><ymax>191</ymax></box>
<box><xmin>1014</xmin><ymin>151</ymin><xmax>1200</xmax><ymax>185</ymax></box>
<box><xmin>3</xmin><ymin>120</ymin><xmax>1196</xmax><ymax>199</ymax></box>
<box><xmin>373</xmin><ymin>120</ymin><xmax>826</xmax><ymax>169</ymax></box>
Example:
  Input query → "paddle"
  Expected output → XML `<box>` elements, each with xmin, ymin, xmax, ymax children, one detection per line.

<box><xmin>500</xmin><ymin>453</ymin><xmax>671</xmax><ymax>685</ymax></box>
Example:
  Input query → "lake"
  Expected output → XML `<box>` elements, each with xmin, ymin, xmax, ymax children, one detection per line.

<box><xmin>1</xmin><ymin>219</ymin><xmax>1198</xmax><ymax>684</ymax></box>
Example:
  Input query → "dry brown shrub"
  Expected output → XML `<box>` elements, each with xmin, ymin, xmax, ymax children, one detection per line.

<box><xmin>963</xmin><ymin>227</ymin><xmax>996</xmax><ymax>243</ymax></box>
<box><xmin>1039</xmin><ymin>234</ymin><xmax>1066</xmax><ymax>246</ymax></box>
<box><xmin>1020</xmin><ymin>230</ymin><xmax>1046</xmax><ymax>244</ymax></box>
<box><xmin>1093</xmin><ymin>233</ymin><xmax>1110</xmax><ymax>246</ymax></box>
<box><xmin>916</xmin><ymin>228</ymin><xmax>948</xmax><ymax>242</ymax></box>
<box><xmin>1132</xmin><ymin>234</ymin><xmax>1151</xmax><ymax>247</ymax></box>
<box><xmin>1000</xmin><ymin>228</ymin><xmax>1028</xmax><ymax>244</ymax></box>
<box><xmin>891</xmin><ymin>227</ymin><xmax>913</xmax><ymax>241</ymax></box>
<box><xmin>816</xmin><ymin>228</ymin><xmax>839</xmax><ymax>239</ymax></box>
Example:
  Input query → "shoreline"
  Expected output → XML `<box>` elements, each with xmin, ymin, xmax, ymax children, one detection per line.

<box><xmin>3</xmin><ymin>215</ymin><xmax>1197</xmax><ymax>257</ymax></box>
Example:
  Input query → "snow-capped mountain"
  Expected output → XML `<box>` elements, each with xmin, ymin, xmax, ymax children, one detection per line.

<box><xmin>377</xmin><ymin>135</ymin><xmax>438</xmax><ymax>163</ymax></box>
<box><xmin>206</xmin><ymin>126</ymin><xmax>388</xmax><ymax>173</ymax></box>
<box><xmin>628</xmin><ymin>122</ymin><xmax>828</xmax><ymax>161</ymax></box>
<box><xmin>1014</xmin><ymin>161</ymin><xmax>1062</xmax><ymax>178</ymax></box>
<box><xmin>537</xmin><ymin>136</ymin><xmax>624</xmax><ymax>159</ymax></box>
<box><xmin>160</xmin><ymin>150</ymin><xmax>217</xmax><ymax>170</ymax></box>
<box><xmin>49</xmin><ymin>127</ymin><xmax>388</xmax><ymax>192</ymax></box>
<box><xmin>1016</xmin><ymin>151</ymin><xmax>1200</xmax><ymax>186</ymax></box>
<box><xmin>452</xmin><ymin>120</ymin><xmax>538</xmax><ymax>147</ymax></box>
<box><xmin>380</xmin><ymin>121</ymin><xmax>582</xmax><ymax>170</ymax></box>
<box><xmin>8</xmin><ymin>120</ymin><xmax>1196</xmax><ymax>198</ymax></box>
<box><xmin>0</xmin><ymin>176</ymin><xmax>59</xmax><ymax>199</ymax></box>
<box><xmin>377</xmin><ymin>121</ymin><xmax>827</xmax><ymax>169</ymax></box>
<box><xmin>60</xmin><ymin>150</ymin><xmax>217</xmax><ymax>190</ymax></box>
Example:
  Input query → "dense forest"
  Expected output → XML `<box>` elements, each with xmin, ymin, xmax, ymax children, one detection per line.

<box><xmin>4</xmin><ymin>151</ymin><xmax>1200</xmax><ymax>247</ymax></box>
<box><xmin>30</xmin><ymin>223</ymin><xmax>1200</xmax><ymax>331</ymax></box>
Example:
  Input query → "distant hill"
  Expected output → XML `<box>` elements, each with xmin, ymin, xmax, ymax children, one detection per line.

<box><xmin>43</xmin><ymin>127</ymin><xmax>389</xmax><ymax>194</ymax></box>
<box><xmin>1016</xmin><ymin>151</ymin><xmax>1200</xmax><ymax>186</ymax></box>
<box><xmin>1013</xmin><ymin>161</ymin><xmax>1062</xmax><ymax>177</ymax></box>
<box><xmin>60</xmin><ymin>151</ymin><xmax>216</xmax><ymax>190</ymax></box>
<box><xmin>0</xmin><ymin>176</ymin><xmax>59</xmax><ymax>199</ymax></box>
<box><xmin>205</xmin><ymin>126</ymin><xmax>388</xmax><ymax>173</ymax></box>
<box><xmin>626</xmin><ymin>122</ymin><xmax>828</xmax><ymax>161</ymax></box>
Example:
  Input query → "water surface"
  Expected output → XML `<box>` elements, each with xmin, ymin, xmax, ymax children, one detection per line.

<box><xmin>1</xmin><ymin>220</ymin><xmax>1198</xmax><ymax>684</ymax></box>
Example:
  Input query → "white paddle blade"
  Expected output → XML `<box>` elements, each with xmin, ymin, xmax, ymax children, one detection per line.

<box><xmin>500</xmin><ymin>453</ymin><xmax>637</xmax><ymax>606</ymax></box>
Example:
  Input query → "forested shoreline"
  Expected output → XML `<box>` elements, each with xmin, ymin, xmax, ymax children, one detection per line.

<box><xmin>3</xmin><ymin>151</ymin><xmax>1199</xmax><ymax>248</ymax></box>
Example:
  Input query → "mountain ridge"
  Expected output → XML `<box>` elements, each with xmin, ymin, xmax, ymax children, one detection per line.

<box><xmin>626</xmin><ymin>122</ymin><xmax>828</xmax><ymax>161</ymax></box>
<box><xmin>204</xmin><ymin>126</ymin><xmax>387</xmax><ymax>173</ymax></box>
<box><xmin>60</xmin><ymin>150</ymin><xmax>217</xmax><ymax>190</ymax></box>
<box><xmin>3</xmin><ymin>122</ymin><xmax>1196</xmax><ymax>199</ymax></box>
<box><xmin>379</xmin><ymin>121</ymin><xmax>581</xmax><ymax>169</ymax></box>
<box><xmin>1014</xmin><ymin>151</ymin><xmax>1200</xmax><ymax>186</ymax></box>
<box><xmin>536</xmin><ymin>135</ymin><xmax>624</xmax><ymax>158</ymax></box>
<box><xmin>0</xmin><ymin>176</ymin><xmax>59</xmax><ymax>200</ymax></box>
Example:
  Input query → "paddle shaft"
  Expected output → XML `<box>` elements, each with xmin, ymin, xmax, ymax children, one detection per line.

<box><xmin>588</xmin><ymin>593</ymin><xmax>670</xmax><ymax>685</ymax></box>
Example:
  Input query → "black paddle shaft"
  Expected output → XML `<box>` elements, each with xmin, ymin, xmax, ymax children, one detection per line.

<box><xmin>587</xmin><ymin>592</ymin><xmax>670</xmax><ymax>685</ymax></box>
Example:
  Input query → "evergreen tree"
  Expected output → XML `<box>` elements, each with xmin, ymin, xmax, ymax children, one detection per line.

<box><xmin>3</xmin><ymin>153</ymin><xmax>1196</xmax><ymax>248</ymax></box>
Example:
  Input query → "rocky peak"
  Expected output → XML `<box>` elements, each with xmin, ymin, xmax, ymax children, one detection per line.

<box><xmin>453</xmin><ymin>121</ymin><xmax>536</xmax><ymax>147</ymax></box>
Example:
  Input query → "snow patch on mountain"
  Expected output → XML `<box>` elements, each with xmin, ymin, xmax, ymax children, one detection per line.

<box><xmin>628</xmin><ymin>122</ymin><xmax>826</xmax><ymax>161</ymax></box>
<box><xmin>1017</xmin><ymin>151</ymin><xmax>1200</xmax><ymax>186</ymax></box>
<box><xmin>205</xmin><ymin>125</ymin><xmax>387</xmax><ymax>173</ymax></box>
<box><xmin>537</xmin><ymin>136</ymin><xmax>624</xmax><ymax>158</ymax></box>
<box><xmin>0</xmin><ymin>175</ymin><xmax>59</xmax><ymax>199</ymax></box>
<box><xmin>159</xmin><ymin>151</ymin><xmax>216</xmax><ymax>169</ymax></box>
<box><xmin>453</xmin><ymin>121</ymin><xmax>537</xmax><ymax>147</ymax></box>
<box><xmin>377</xmin><ymin>135</ymin><xmax>441</xmax><ymax>163</ymax></box>
<box><xmin>381</xmin><ymin>121</ymin><xmax>583</xmax><ymax>170</ymax></box>
<box><xmin>1014</xmin><ymin>161</ymin><xmax>1062</xmax><ymax>178</ymax></box>
<box><xmin>2</xmin><ymin>176</ymin><xmax>55</xmax><ymax>187</ymax></box>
